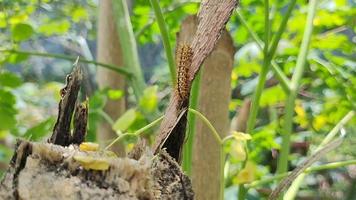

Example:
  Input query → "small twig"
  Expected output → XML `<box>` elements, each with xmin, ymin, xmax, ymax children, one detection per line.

<box><xmin>269</xmin><ymin>138</ymin><xmax>344</xmax><ymax>200</ymax></box>
<box><xmin>0</xmin><ymin>49</ymin><xmax>132</xmax><ymax>77</ymax></box>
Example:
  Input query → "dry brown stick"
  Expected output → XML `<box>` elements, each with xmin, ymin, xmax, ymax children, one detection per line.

<box><xmin>152</xmin><ymin>0</ymin><xmax>238</xmax><ymax>162</ymax></box>
<box><xmin>48</xmin><ymin>60</ymin><xmax>83</xmax><ymax>146</ymax></box>
<box><xmin>72</xmin><ymin>100</ymin><xmax>89</xmax><ymax>145</ymax></box>
<box><xmin>268</xmin><ymin>138</ymin><xmax>344</xmax><ymax>200</ymax></box>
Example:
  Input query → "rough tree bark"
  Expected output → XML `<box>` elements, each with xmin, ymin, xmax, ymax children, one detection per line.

<box><xmin>97</xmin><ymin>0</ymin><xmax>126</xmax><ymax>155</ymax></box>
<box><xmin>153</xmin><ymin>0</ymin><xmax>238</xmax><ymax>164</ymax></box>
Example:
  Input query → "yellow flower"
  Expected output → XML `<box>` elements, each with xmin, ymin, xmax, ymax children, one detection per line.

<box><xmin>231</xmin><ymin>141</ymin><xmax>246</xmax><ymax>161</ymax></box>
<box><xmin>235</xmin><ymin>162</ymin><xmax>257</xmax><ymax>184</ymax></box>
<box><xmin>79</xmin><ymin>142</ymin><xmax>100</xmax><ymax>152</ymax></box>
<box><xmin>313</xmin><ymin>115</ymin><xmax>327</xmax><ymax>131</ymax></box>
<box><xmin>295</xmin><ymin>103</ymin><xmax>308</xmax><ymax>128</ymax></box>
<box><xmin>232</xmin><ymin>131</ymin><xmax>252</xmax><ymax>141</ymax></box>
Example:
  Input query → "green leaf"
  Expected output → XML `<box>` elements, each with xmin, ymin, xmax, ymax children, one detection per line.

<box><xmin>0</xmin><ymin>89</ymin><xmax>17</xmax><ymax>130</ymax></box>
<box><xmin>139</xmin><ymin>86</ymin><xmax>158</xmax><ymax>113</ymax></box>
<box><xmin>72</xmin><ymin>7</ymin><xmax>88</xmax><ymax>22</ymax></box>
<box><xmin>260</xmin><ymin>86</ymin><xmax>286</xmax><ymax>107</ymax></box>
<box><xmin>23</xmin><ymin>117</ymin><xmax>55</xmax><ymax>141</ymax></box>
<box><xmin>0</xmin><ymin>12</ymin><xmax>6</xmax><ymax>28</ymax></box>
<box><xmin>6</xmin><ymin>53</ymin><xmax>29</xmax><ymax>64</ymax></box>
<box><xmin>112</xmin><ymin>109</ymin><xmax>137</xmax><ymax>133</ymax></box>
<box><xmin>11</xmin><ymin>23</ymin><xmax>34</xmax><ymax>41</ymax></box>
<box><xmin>39</xmin><ymin>20</ymin><xmax>70</xmax><ymax>36</ymax></box>
<box><xmin>0</xmin><ymin>72</ymin><xmax>23</xmax><ymax>88</ymax></box>
<box><xmin>89</xmin><ymin>90</ymin><xmax>106</xmax><ymax>110</ymax></box>
<box><xmin>107</xmin><ymin>89</ymin><xmax>124</xmax><ymax>100</ymax></box>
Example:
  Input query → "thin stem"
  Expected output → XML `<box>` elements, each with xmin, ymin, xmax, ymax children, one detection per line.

<box><xmin>284</xmin><ymin>111</ymin><xmax>354</xmax><ymax>199</ymax></box>
<box><xmin>149</xmin><ymin>0</ymin><xmax>176</xmax><ymax>85</ymax></box>
<box><xmin>183</xmin><ymin>72</ymin><xmax>201</xmax><ymax>175</ymax></box>
<box><xmin>220</xmin><ymin>146</ymin><xmax>226</xmax><ymax>200</ymax></box>
<box><xmin>188</xmin><ymin>108</ymin><xmax>222</xmax><ymax>145</ymax></box>
<box><xmin>246</xmin><ymin>0</ymin><xmax>270</xmax><ymax>136</ymax></box>
<box><xmin>247</xmin><ymin>160</ymin><xmax>356</xmax><ymax>188</ymax></box>
<box><xmin>104</xmin><ymin>115</ymin><xmax>163</xmax><ymax>151</ymax></box>
<box><xmin>135</xmin><ymin>1</ymin><xmax>200</xmax><ymax>38</ymax></box>
<box><xmin>239</xmin><ymin>2</ymin><xmax>270</xmax><ymax>199</ymax></box>
<box><xmin>318</xmin><ymin>111</ymin><xmax>354</xmax><ymax>149</ymax></box>
<box><xmin>235</xmin><ymin>10</ymin><xmax>291</xmax><ymax>93</ymax></box>
<box><xmin>0</xmin><ymin>49</ymin><xmax>132</xmax><ymax>77</ymax></box>
<box><xmin>277</xmin><ymin>0</ymin><xmax>318</xmax><ymax>175</ymax></box>
<box><xmin>97</xmin><ymin>109</ymin><xmax>115</xmax><ymax>126</ymax></box>
<box><xmin>268</xmin><ymin>0</ymin><xmax>297</xmax><ymax>58</ymax></box>
<box><xmin>188</xmin><ymin>108</ymin><xmax>225</xmax><ymax>200</ymax></box>
<box><xmin>133</xmin><ymin>115</ymin><xmax>164</xmax><ymax>136</ymax></box>
<box><xmin>112</xmin><ymin>0</ymin><xmax>146</xmax><ymax>100</ymax></box>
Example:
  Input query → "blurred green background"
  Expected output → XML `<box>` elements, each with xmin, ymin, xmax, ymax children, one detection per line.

<box><xmin>0</xmin><ymin>0</ymin><xmax>355</xmax><ymax>199</ymax></box>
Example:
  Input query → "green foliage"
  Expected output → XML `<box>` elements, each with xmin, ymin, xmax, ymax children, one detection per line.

<box><xmin>0</xmin><ymin>0</ymin><xmax>354</xmax><ymax>199</ymax></box>
<box><xmin>23</xmin><ymin>117</ymin><xmax>55</xmax><ymax>141</ymax></box>
<box><xmin>0</xmin><ymin>89</ymin><xmax>17</xmax><ymax>130</ymax></box>
<box><xmin>113</xmin><ymin>109</ymin><xmax>137</xmax><ymax>134</ymax></box>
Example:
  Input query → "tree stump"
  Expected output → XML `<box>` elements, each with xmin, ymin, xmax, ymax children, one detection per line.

<box><xmin>0</xmin><ymin>63</ymin><xmax>193</xmax><ymax>200</ymax></box>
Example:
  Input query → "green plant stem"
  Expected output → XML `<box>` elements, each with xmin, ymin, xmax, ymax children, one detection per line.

<box><xmin>112</xmin><ymin>0</ymin><xmax>146</xmax><ymax>100</ymax></box>
<box><xmin>277</xmin><ymin>0</ymin><xmax>318</xmax><ymax>175</ymax></box>
<box><xmin>135</xmin><ymin>1</ymin><xmax>200</xmax><ymax>38</ymax></box>
<box><xmin>0</xmin><ymin>49</ymin><xmax>132</xmax><ymax>77</ymax></box>
<box><xmin>183</xmin><ymin>72</ymin><xmax>201</xmax><ymax>175</ymax></box>
<box><xmin>268</xmin><ymin>0</ymin><xmax>297</xmax><ymax>58</ymax></box>
<box><xmin>220</xmin><ymin>146</ymin><xmax>226</xmax><ymax>200</ymax></box>
<box><xmin>247</xmin><ymin>159</ymin><xmax>356</xmax><ymax>189</ymax></box>
<box><xmin>318</xmin><ymin>111</ymin><xmax>355</xmax><ymax>149</ymax></box>
<box><xmin>239</xmin><ymin>2</ymin><xmax>270</xmax><ymax>199</ymax></box>
<box><xmin>97</xmin><ymin>109</ymin><xmax>115</xmax><ymax>126</ymax></box>
<box><xmin>149</xmin><ymin>0</ymin><xmax>176</xmax><ymax>85</ymax></box>
<box><xmin>188</xmin><ymin>108</ymin><xmax>226</xmax><ymax>200</ymax></box>
<box><xmin>284</xmin><ymin>110</ymin><xmax>354</xmax><ymax>199</ymax></box>
<box><xmin>104</xmin><ymin>115</ymin><xmax>164</xmax><ymax>150</ymax></box>
<box><xmin>188</xmin><ymin>108</ymin><xmax>222</xmax><ymax>145</ymax></box>
<box><xmin>235</xmin><ymin>11</ymin><xmax>291</xmax><ymax>93</ymax></box>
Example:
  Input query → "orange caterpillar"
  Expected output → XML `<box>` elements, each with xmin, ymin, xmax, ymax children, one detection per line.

<box><xmin>176</xmin><ymin>43</ymin><xmax>193</xmax><ymax>101</ymax></box>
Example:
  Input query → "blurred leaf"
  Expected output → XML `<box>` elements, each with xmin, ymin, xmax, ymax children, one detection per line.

<box><xmin>0</xmin><ymin>72</ymin><xmax>23</xmax><ymax>88</ymax></box>
<box><xmin>107</xmin><ymin>89</ymin><xmax>124</xmax><ymax>100</ymax></box>
<box><xmin>9</xmin><ymin>13</ymin><xmax>28</xmax><ymax>25</ymax></box>
<box><xmin>139</xmin><ymin>85</ymin><xmax>158</xmax><ymax>113</ymax></box>
<box><xmin>123</xmin><ymin>133</ymin><xmax>139</xmax><ymax>144</ymax></box>
<box><xmin>0</xmin><ymin>89</ymin><xmax>17</xmax><ymax>130</ymax></box>
<box><xmin>11</xmin><ymin>23</ymin><xmax>34</xmax><ymax>41</ymax></box>
<box><xmin>260</xmin><ymin>86</ymin><xmax>286</xmax><ymax>107</ymax></box>
<box><xmin>89</xmin><ymin>90</ymin><xmax>106</xmax><ymax>110</ymax></box>
<box><xmin>23</xmin><ymin>117</ymin><xmax>55</xmax><ymax>141</ymax></box>
<box><xmin>0</xmin><ymin>144</ymin><xmax>13</xmax><ymax>162</ymax></box>
<box><xmin>39</xmin><ymin>20</ymin><xmax>70</xmax><ymax>36</ymax></box>
<box><xmin>0</xmin><ymin>12</ymin><xmax>6</xmax><ymax>28</ymax></box>
<box><xmin>112</xmin><ymin>109</ymin><xmax>137</xmax><ymax>133</ymax></box>
<box><xmin>6</xmin><ymin>53</ymin><xmax>29</xmax><ymax>64</ymax></box>
<box><xmin>72</xmin><ymin>7</ymin><xmax>88</xmax><ymax>22</ymax></box>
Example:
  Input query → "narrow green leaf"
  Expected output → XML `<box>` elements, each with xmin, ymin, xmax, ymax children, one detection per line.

<box><xmin>112</xmin><ymin>109</ymin><xmax>137</xmax><ymax>133</ymax></box>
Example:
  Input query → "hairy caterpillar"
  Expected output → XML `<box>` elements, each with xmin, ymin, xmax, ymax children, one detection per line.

<box><xmin>176</xmin><ymin>43</ymin><xmax>193</xmax><ymax>102</ymax></box>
